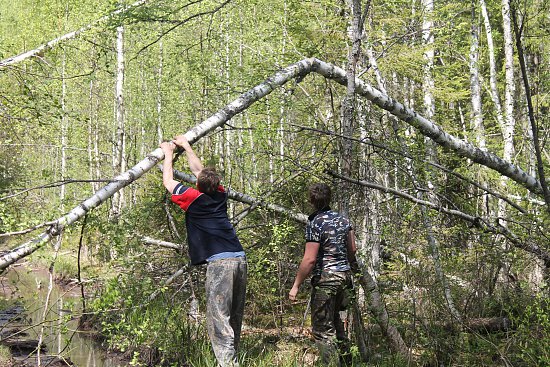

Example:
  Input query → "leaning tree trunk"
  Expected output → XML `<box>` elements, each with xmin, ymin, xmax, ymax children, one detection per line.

<box><xmin>0</xmin><ymin>58</ymin><xmax>320</xmax><ymax>272</ymax></box>
<box><xmin>310</xmin><ymin>59</ymin><xmax>543</xmax><ymax>196</ymax></box>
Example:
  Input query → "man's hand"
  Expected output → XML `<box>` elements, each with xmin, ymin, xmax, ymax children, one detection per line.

<box><xmin>160</xmin><ymin>141</ymin><xmax>176</xmax><ymax>154</ymax></box>
<box><xmin>288</xmin><ymin>285</ymin><xmax>299</xmax><ymax>302</ymax></box>
<box><xmin>172</xmin><ymin>135</ymin><xmax>191</xmax><ymax>150</ymax></box>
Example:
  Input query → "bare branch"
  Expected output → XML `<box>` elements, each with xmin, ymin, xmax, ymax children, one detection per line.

<box><xmin>0</xmin><ymin>0</ymin><xmax>150</xmax><ymax>67</ymax></box>
<box><xmin>1</xmin><ymin>179</ymin><xmax>117</xmax><ymax>201</ymax></box>
<box><xmin>134</xmin><ymin>0</ymin><xmax>233</xmax><ymax>57</ymax></box>
<box><xmin>0</xmin><ymin>221</ymin><xmax>57</xmax><ymax>238</ymax></box>
<box><xmin>141</xmin><ymin>236</ymin><xmax>182</xmax><ymax>251</ymax></box>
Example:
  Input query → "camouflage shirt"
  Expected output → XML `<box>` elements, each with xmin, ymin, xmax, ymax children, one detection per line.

<box><xmin>306</xmin><ymin>207</ymin><xmax>352</xmax><ymax>276</ymax></box>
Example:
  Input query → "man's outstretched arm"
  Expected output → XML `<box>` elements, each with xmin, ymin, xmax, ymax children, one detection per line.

<box><xmin>160</xmin><ymin>141</ymin><xmax>179</xmax><ymax>193</ymax></box>
<box><xmin>173</xmin><ymin>135</ymin><xmax>203</xmax><ymax>178</ymax></box>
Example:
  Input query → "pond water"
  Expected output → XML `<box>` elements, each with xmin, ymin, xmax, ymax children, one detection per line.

<box><xmin>1</xmin><ymin>265</ymin><xmax>124</xmax><ymax>367</ymax></box>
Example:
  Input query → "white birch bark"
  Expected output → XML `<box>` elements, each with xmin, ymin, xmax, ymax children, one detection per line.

<box><xmin>421</xmin><ymin>0</ymin><xmax>462</xmax><ymax>323</ymax></box>
<box><xmin>224</xmin><ymin>22</ymin><xmax>233</xmax><ymax>186</ymax></box>
<box><xmin>60</xmin><ymin>52</ymin><xmax>67</xmax><ymax>212</ymax></box>
<box><xmin>267</xmin><ymin>98</ymin><xmax>274</xmax><ymax>185</ymax></box>
<box><xmin>422</xmin><ymin>0</ymin><xmax>435</xmax><ymax>127</ymax></box>
<box><xmin>141</xmin><ymin>236</ymin><xmax>183</xmax><ymax>251</ymax></box>
<box><xmin>157</xmin><ymin>39</ymin><xmax>164</xmax><ymax>145</ymax></box>
<box><xmin>309</xmin><ymin>59</ymin><xmax>543</xmax><ymax>195</ymax></box>
<box><xmin>0</xmin><ymin>0</ymin><xmax>149</xmax><ymax>67</ymax></box>
<box><xmin>501</xmin><ymin>0</ymin><xmax>516</xmax><ymax>165</ymax></box>
<box><xmin>496</xmin><ymin>0</ymin><xmax>517</xmax><ymax>270</ymax></box>
<box><xmin>480</xmin><ymin>0</ymin><xmax>504</xmax><ymax>128</ymax></box>
<box><xmin>366</xmin><ymin>45</ymin><xmax>387</xmax><ymax>94</ymax></box>
<box><xmin>111</xmin><ymin>26</ymin><xmax>126</xmax><ymax>218</ymax></box>
<box><xmin>87</xmin><ymin>78</ymin><xmax>97</xmax><ymax>195</ymax></box>
<box><xmin>469</xmin><ymin>0</ymin><xmax>486</xmax><ymax>150</ymax></box>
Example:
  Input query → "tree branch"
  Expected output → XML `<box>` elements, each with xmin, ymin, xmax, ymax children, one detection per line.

<box><xmin>328</xmin><ymin>170</ymin><xmax>550</xmax><ymax>268</ymax></box>
<box><xmin>511</xmin><ymin>6</ymin><xmax>550</xmax><ymax>212</ymax></box>
<box><xmin>0</xmin><ymin>0</ymin><xmax>150</xmax><ymax>67</ymax></box>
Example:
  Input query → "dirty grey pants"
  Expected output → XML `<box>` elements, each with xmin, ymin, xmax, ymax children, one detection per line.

<box><xmin>205</xmin><ymin>257</ymin><xmax>247</xmax><ymax>367</ymax></box>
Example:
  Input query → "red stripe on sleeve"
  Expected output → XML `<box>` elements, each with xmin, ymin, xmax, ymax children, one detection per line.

<box><xmin>172</xmin><ymin>187</ymin><xmax>203</xmax><ymax>211</ymax></box>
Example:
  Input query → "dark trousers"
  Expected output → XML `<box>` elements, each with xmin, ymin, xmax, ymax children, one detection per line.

<box><xmin>311</xmin><ymin>271</ymin><xmax>353</xmax><ymax>366</ymax></box>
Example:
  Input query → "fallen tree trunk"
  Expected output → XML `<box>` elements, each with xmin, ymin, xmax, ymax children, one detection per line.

<box><xmin>463</xmin><ymin>317</ymin><xmax>511</xmax><ymax>333</ymax></box>
<box><xmin>308</xmin><ymin>59</ymin><xmax>544</xmax><ymax>197</ymax></box>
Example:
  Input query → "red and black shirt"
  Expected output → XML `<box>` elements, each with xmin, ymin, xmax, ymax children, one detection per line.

<box><xmin>171</xmin><ymin>183</ymin><xmax>243</xmax><ymax>265</ymax></box>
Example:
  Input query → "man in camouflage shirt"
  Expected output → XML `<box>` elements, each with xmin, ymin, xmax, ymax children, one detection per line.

<box><xmin>289</xmin><ymin>183</ymin><xmax>357</xmax><ymax>366</ymax></box>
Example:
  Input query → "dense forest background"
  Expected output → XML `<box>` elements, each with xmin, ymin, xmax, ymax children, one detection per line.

<box><xmin>0</xmin><ymin>0</ymin><xmax>548</xmax><ymax>365</ymax></box>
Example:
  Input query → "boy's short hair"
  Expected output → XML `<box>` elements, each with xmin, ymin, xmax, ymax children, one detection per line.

<box><xmin>197</xmin><ymin>167</ymin><xmax>221</xmax><ymax>195</ymax></box>
<box><xmin>309</xmin><ymin>183</ymin><xmax>331</xmax><ymax>210</ymax></box>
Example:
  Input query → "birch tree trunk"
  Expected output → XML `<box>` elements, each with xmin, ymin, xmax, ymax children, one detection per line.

<box><xmin>0</xmin><ymin>58</ymin><xmax>319</xmax><ymax>272</ymax></box>
<box><xmin>469</xmin><ymin>0</ymin><xmax>486</xmax><ymax>151</ymax></box>
<box><xmin>156</xmin><ymin>38</ymin><xmax>164</xmax><ymax>145</ymax></box>
<box><xmin>341</xmin><ymin>0</ymin><xmax>371</xmax><ymax>360</ymax></box>
<box><xmin>421</xmin><ymin>0</ymin><xmax>462</xmax><ymax>323</ymax></box>
<box><xmin>1</xmin><ymin>57</ymin><xmax>544</xmax><ymax>269</ymax></box>
<box><xmin>309</xmin><ymin>59</ymin><xmax>543</xmax><ymax>196</ymax></box>
<box><xmin>480</xmin><ymin>0</ymin><xmax>504</xmax><ymax>128</ymax></box>
<box><xmin>340</xmin><ymin>0</ymin><xmax>362</xmax><ymax>216</ymax></box>
<box><xmin>111</xmin><ymin>26</ymin><xmax>126</xmax><ymax>218</ymax></box>
<box><xmin>60</xmin><ymin>51</ymin><xmax>67</xmax><ymax>212</ymax></box>
<box><xmin>501</xmin><ymin>0</ymin><xmax>516</xmax><ymax>167</ymax></box>
<box><xmin>88</xmin><ymin>77</ymin><xmax>97</xmax><ymax>195</ymax></box>
<box><xmin>494</xmin><ymin>0</ymin><xmax>517</xmax><ymax>285</ymax></box>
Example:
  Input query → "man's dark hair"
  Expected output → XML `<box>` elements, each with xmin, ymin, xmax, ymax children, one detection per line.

<box><xmin>309</xmin><ymin>183</ymin><xmax>331</xmax><ymax>210</ymax></box>
<box><xmin>197</xmin><ymin>167</ymin><xmax>221</xmax><ymax>195</ymax></box>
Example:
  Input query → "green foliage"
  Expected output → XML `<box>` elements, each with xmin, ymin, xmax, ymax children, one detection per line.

<box><xmin>508</xmin><ymin>295</ymin><xmax>550</xmax><ymax>366</ymax></box>
<box><xmin>245</xmin><ymin>221</ymin><xmax>302</xmax><ymax>327</ymax></box>
<box><xmin>1</xmin><ymin>0</ymin><xmax>549</xmax><ymax>365</ymax></box>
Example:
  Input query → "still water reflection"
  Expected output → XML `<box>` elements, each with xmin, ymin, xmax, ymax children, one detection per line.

<box><xmin>2</xmin><ymin>266</ymin><xmax>124</xmax><ymax>367</ymax></box>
